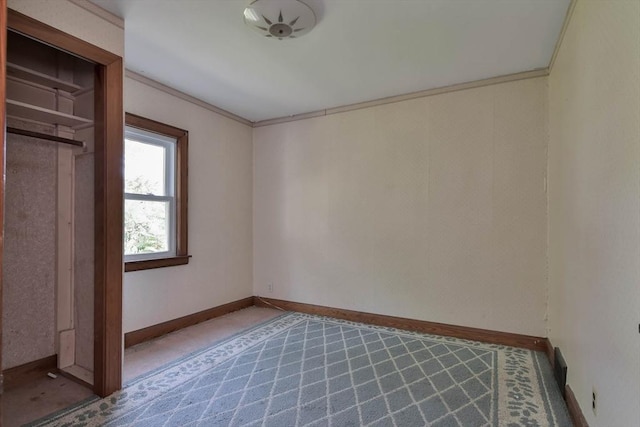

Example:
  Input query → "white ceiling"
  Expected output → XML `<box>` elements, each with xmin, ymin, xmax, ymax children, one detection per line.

<box><xmin>90</xmin><ymin>0</ymin><xmax>571</xmax><ymax>123</ymax></box>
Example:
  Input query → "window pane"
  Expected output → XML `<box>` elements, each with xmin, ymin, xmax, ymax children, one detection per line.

<box><xmin>124</xmin><ymin>199</ymin><xmax>170</xmax><ymax>255</ymax></box>
<box><xmin>125</xmin><ymin>139</ymin><xmax>166</xmax><ymax>196</ymax></box>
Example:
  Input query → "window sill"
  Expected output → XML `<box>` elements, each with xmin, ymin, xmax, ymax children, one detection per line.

<box><xmin>124</xmin><ymin>255</ymin><xmax>191</xmax><ymax>272</ymax></box>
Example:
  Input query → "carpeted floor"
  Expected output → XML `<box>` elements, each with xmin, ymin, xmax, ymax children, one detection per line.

<box><xmin>29</xmin><ymin>313</ymin><xmax>571</xmax><ymax>426</ymax></box>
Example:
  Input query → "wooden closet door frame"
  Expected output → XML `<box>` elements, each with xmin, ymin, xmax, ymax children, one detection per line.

<box><xmin>2</xmin><ymin>9</ymin><xmax>124</xmax><ymax>397</ymax></box>
<box><xmin>0</xmin><ymin>0</ymin><xmax>7</xmax><ymax>395</ymax></box>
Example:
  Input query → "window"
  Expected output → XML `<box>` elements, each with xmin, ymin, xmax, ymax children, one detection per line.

<box><xmin>124</xmin><ymin>113</ymin><xmax>189</xmax><ymax>271</ymax></box>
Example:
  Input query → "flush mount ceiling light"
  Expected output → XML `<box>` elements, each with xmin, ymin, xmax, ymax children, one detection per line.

<box><xmin>243</xmin><ymin>0</ymin><xmax>316</xmax><ymax>40</ymax></box>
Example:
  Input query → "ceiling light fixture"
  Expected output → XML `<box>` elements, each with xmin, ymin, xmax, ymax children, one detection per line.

<box><xmin>243</xmin><ymin>0</ymin><xmax>316</xmax><ymax>40</ymax></box>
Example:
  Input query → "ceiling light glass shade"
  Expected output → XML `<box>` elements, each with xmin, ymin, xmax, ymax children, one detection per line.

<box><xmin>244</xmin><ymin>0</ymin><xmax>316</xmax><ymax>40</ymax></box>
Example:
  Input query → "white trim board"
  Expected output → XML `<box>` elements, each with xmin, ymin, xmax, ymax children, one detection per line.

<box><xmin>548</xmin><ymin>0</ymin><xmax>577</xmax><ymax>73</ymax></box>
<box><xmin>125</xmin><ymin>70</ymin><xmax>253</xmax><ymax>127</ymax></box>
<box><xmin>68</xmin><ymin>0</ymin><xmax>124</xmax><ymax>29</ymax></box>
<box><xmin>127</xmin><ymin>68</ymin><xmax>549</xmax><ymax>129</ymax></box>
<box><xmin>253</xmin><ymin>69</ymin><xmax>549</xmax><ymax>127</ymax></box>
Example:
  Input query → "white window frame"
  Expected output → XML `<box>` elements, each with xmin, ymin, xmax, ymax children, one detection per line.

<box><xmin>124</xmin><ymin>127</ymin><xmax>177</xmax><ymax>262</ymax></box>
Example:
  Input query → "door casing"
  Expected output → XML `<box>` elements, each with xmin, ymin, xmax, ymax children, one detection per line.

<box><xmin>1</xmin><ymin>9</ymin><xmax>124</xmax><ymax>397</ymax></box>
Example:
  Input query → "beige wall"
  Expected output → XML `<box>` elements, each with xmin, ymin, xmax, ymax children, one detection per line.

<box><xmin>548</xmin><ymin>1</ymin><xmax>640</xmax><ymax>425</ymax></box>
<box><xmin>254</xmin><ymin>77</ymin><xmax>548</xmax><ymax>336</ymax></box>
<box><xmin>7</xmin><ymin>0</ymin><xmax>124</xmax><ymax>57</ymax></box>
<box><xmin>123</xmin><ymin>77</ymin><xmax>254</xmax><ymax>332</ymax></box>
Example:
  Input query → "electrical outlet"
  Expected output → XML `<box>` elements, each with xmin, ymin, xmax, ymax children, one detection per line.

<box><xmin>268</xmin><ymin>283</ymin><xmax>273</xmax><ymax>293</ymax></box>
<box><xmin>592</xmin><ymin>388</ymin><xmax>597</xmax><ymax>415</ymax></box>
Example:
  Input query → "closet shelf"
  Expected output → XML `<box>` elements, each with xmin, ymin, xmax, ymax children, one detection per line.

<box><xmin>7</xmin><ymin>99</ymin><xmax>93</xmax><ymax>128</ymax></box>
<box><xmin>6</xmin><ymin>62</ymin><xmax>84</xmax><ymax>93</ymax></box>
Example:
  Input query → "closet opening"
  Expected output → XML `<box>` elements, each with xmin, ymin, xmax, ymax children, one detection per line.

<box><xmin>3</xmin><ymin>29</ymin><xmax>98</xmax><ymax>390</ymax></box>
<box><xmin>1</xmin><ymin>9</ymin><xmax>124</xmax><ymax>401</ymax></box>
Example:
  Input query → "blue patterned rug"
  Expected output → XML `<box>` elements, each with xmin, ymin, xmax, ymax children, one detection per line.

<box><xmin>29</xmin><ymin>313</ymin><xmax>571</xmax><ymax>426</ymax></box>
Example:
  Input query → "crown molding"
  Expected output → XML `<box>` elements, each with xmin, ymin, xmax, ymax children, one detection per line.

<box><xmin>253</xmin><ymin>68</ymin><xmax>549</xmax><ymax>128</ymax></box>
<box><xmin>125</xmin><ymin>70</ymin><xmax>253</xmax><ymax>127</ymax></box>
<box><xmin>130</xmin><ymin>67</ymin><xmax>547</xmax><ymax>130</ymax></box>
<box><xmin>128</xmin><ymin>68</ymin><xmax>548</xmax><ymax>130</ymax></box>
<box><xmin>68</xmin><ymin>0</ymin><xmax>124</xmax><ymax>29</ymax></box>
<box><xmin>548</xmin><ymin>0</ymin><xmax>578</xmax><ymax>72</ymax></box>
